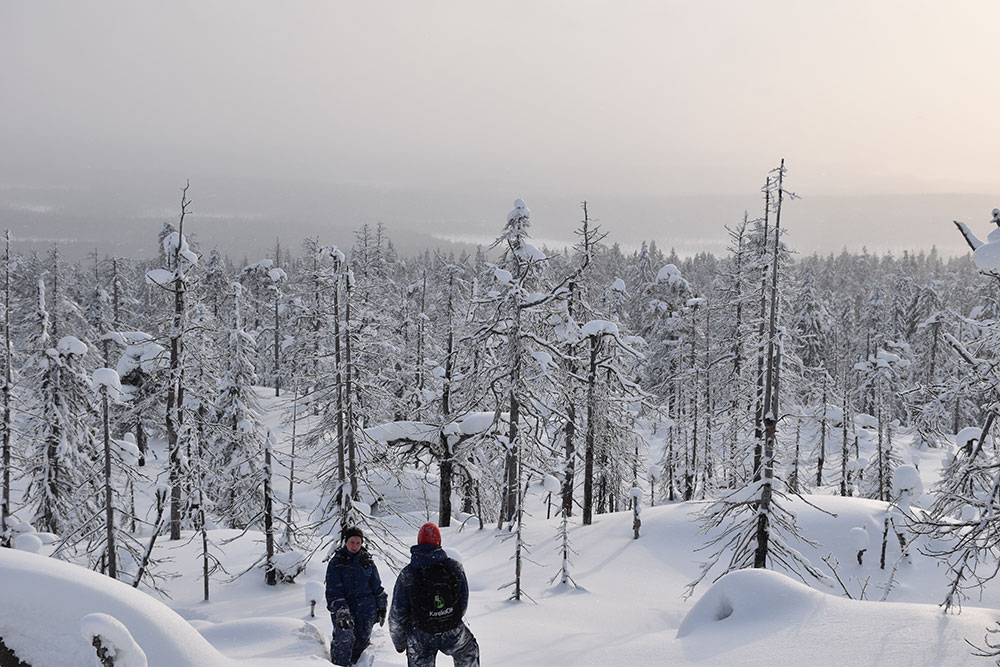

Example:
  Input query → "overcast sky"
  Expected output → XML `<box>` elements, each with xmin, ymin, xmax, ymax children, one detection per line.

<box><xmin>2</xmin><ymin>1</ymin><xmax>998</xmax><ymax>258</ymax></box>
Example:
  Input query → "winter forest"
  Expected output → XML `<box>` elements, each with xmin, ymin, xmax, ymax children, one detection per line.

<box><xmin>5</xmin><ymin>165</ymin><xmax>1000</xmax><ymax>666</ymax></box>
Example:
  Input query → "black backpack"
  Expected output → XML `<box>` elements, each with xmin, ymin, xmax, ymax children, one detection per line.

<box><xmin>411</xmin><ymin>559</ymin><xmax>462</xmax><ymax>633</ymax></box>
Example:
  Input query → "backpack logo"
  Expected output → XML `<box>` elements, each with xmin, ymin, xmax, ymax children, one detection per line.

<box><xmin>413</xmin><ymin>560</ymin><xmax>462</xmax><ymax>633</ymax></box>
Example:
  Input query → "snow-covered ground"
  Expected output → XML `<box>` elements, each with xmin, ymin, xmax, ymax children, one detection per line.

<box><xmin>4</xmin><ymin>389</ymin><xmax>1000</xmax><ymax>666</ymax></box>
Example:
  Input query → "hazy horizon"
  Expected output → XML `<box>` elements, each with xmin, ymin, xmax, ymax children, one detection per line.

<box><xmin>0</xmin><ymin>171</ymin><xmax>992</xmax><ymax>263</ymax></box>
<box><xmin>3</xmin><ymin>1</ymin><xmax>998</xmax><ymax>262</ymax></box>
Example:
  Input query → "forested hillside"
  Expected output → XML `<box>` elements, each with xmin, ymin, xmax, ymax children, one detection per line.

<box><xmin>1</xmin><ymin>174</ymin><xmax>998</xmax><ymax>617</ymax></box>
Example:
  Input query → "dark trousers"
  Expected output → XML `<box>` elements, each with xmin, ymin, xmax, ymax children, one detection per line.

<box><xmin>406</xmin><ymin>623</ymin><xmax>480</xmax><ymax>667</ymax></box>
<box><xmin>330</xmin><ymin>613</ymin><xmax>374</xmax><ymax>666</ymax></box>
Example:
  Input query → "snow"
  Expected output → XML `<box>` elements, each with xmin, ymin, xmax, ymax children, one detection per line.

<box><xmin>848</xmin><ymin>526</ymin><xmax>870</xmax><ymax>550</ymax></box>
<box><xmin>973</xmin><ymin>231</ymin><xmax>1000</xmax><ymax>271</ymax></box>
<box><xmin>305</xmin><ymin>580</ymin><xmax>325</xmax><ymax>609</ymax></box>
<box><xmin>80</xmin><ymin>612</ymin><xmax>148</xmax><ymax>667</ymax></box>
<box><xmin>57</xmin><ymin>335</ymin><xmax>88</xmax><ymax>357</ymax></box>
<box><xmin>611</xmin><ymin>277</ymin><xmax>627</xmax><ymax>293</ymax></box>
<box><xmin>13</xmin><ymin>532</ymin><xmax>43</xmax><ymax>553</ymax></box>
<box><xmin>507</xmin><ymin>198</ymin><xmax>530</xmax><ymax>223</ymax></box>
<box><xmin>892</xmin><ymin>465</ymin><xmax>922</xmax><ymax>496</ymax></box>
<box><xmin>530</xmin><ymin>348</ymin><xmax>554</xmax><ymax>371</ymax></box>
<box><xmin>93</xmin><ymin>367</ymin><xmax>123</xmax><ymax>397</ymax></box>
<box><xmin>581</xmin><ymin>319</ymin><xmax>620</xmax><ymax>337</ymax></box>
<box><xmin>494</xmin><ymin>267</ymin><xmax>513</xmax><ymax>284</ymax></box>
<box><xmin>0</xmin><ymin>548</ymin><xmax>233</xmax><ymax>666</ymax></box>
<box><xmin>114</xmin><ymin>332</ymin><xmax>166</xmax><ymax>378</ymax></box>
<box><xmin>988</xmin><ymin>224</ymin><xmax>1000</xmax><ymax>244</ymax></box>
<box><xmin>656</xmin><ymin>263</ymin><xmax>689</xmax><ymax>288</ymax></box>
<box><xmin>145</xmin><ymin>268</ymin><xmax>175</xmax><ymax>287</ymax></box>
<box><xmin>268</xmin><ymin>267</ymin><xmax>287</xmax><ymax>282</ymax></box>
<box><xmin>7</xmin><ymin>388</ymin><xmax>1000</xmax><ymax>667</ymax></box>
<box><xmin>163</xmin><ymin>232</ymin><xmax>199</xmax><ymax>266</ymax></box>
<box><xmin>114</xmin><ymin>433</ymin><xmax>141</xmax><ymax>465</ymax></box>
<box><xmin>364</xmin><ymin>420</ymin><xmax>439</xmax><ymax>444</ymax></box>
<box><xmin>516</xmin><ymin>241</ymin><xmax>547</xmax><ymax>262</ymax></box>
<box><xmin>325</xmin><ymin>246</ymin><xmax>346</xmax><ymax>264</ymax></box>
<box><xmin>542</xmin><ymin>474</ymin><xmax>561</xmax><ymax>494</ymax></box>
<box><xmin>454</xmin><ymin>412</ymin><xmax>497</xmax><ymax>435</ymax></box>
<box><xmin>195</xmin><ymin>618</ymin><xmax>327</xmax><ymax>663</ymax></box>
<box><xmin>956</xmin><ymin>426</ymin><xmax>987</xmax><ymax>448</ymax></box>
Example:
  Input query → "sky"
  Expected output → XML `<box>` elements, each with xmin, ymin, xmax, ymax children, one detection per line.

<box><xmin>2</xmin><ymin>1</ymin><xmax>999</xmax><ymax>259</ymax></box>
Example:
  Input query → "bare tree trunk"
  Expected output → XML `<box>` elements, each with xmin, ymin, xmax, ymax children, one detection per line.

<box><xmin>752</xmin><ymin>179</ymin><xmax>772</xmax><ymax>482</ymax></box>
<box><xmin>263</xmin><ymin>435</ymin><xmax>276</xmax><ymax>586</ymax></box>
<box><xmin>439</xmin><ymin>274</ymin><xmax>456</xmax><ymax>527</ymax></box>
<box><xmin>273</xmin><ymin>282</ymin><xmax>281</xmax><ymax>397</ymax></box>
<box><xmin>501</xmin><ymin>304</ymin><xmax>523</xmax><ymax>525</ymax></box>
<box><xmin>754</xmin><ymin>161</ymin><xmax>785</xmax><ymax>569</ymax></box>
<box><xmin>816</xmin><ymin>377</ymin><xmax>827</xmax><ymax>486</ymax></box>
<box><xmin>583</xmin><ymin>335</ymin><xmax>599</xmax><ymax>525</ymax></box>
<box><xmin>1</xmin><ymin>231</ymin><xmax>10</xmax><ymax>547</ymax></box>
<box><xmin>168</xmin><ymin>183</ymin><xmax>190</xmax><ymax>541</ymax></box>
<box><xmin>285</xmin><ymin>384</ymin><xmax>299</xmax><ymax>544</ymax></box>
<box><xmin>344</xmin><ymin>274</ymin><xmax>359</xmax><ymax>502</ymax></box>
<box><xmin>102</xmin><ymin>390</ymin><xmax>117</xmax><ymax>579</ymax></box>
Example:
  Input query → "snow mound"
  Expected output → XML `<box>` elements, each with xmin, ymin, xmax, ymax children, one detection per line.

<box><xmin>12</xmin><ymin>532</ymin><xmax>43</xmax><ymax>553</ymax></box>
<box><xmin>0</xmin><ymin>549</ymin><xmax>232</xmax><ymax>666</ymax></box>
<box><xmin>80</xmin><ymin>612</ymin><xmax>148</xmax><ymax>667</ymax></box>
<box><xmin>677</xmin><ymin>568</ymin><xmax>822</xmax><ymax>638</ymax></box>
<box><xmin>196</xmin><ymin>617</ymin><xmax>328</xmax><ymax>663</ymax></box>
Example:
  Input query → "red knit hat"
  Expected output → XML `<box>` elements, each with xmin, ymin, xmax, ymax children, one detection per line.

<box><xmin>417</xmin><ymin>522</ymin><xmax>442</xmax><ymax>546</ymax></box>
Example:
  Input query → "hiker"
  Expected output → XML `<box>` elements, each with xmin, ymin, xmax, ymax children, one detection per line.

<box><xmin>389</xmin><ymin>522</ymin><xmax>480</xmax><ymax>667</ymax></box>
<box><xmin>325</xmin><ymin>526</ymin><xmax>388</xmax><ymax>666</ymax></box>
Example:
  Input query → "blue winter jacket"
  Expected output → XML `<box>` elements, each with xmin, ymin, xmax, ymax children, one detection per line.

<box><xmin>388</xmin><ymin>544</ymin><xmax>469</xmax><ymax>651</ymax></box>
<box><xmin>325</xmin><ymin>547</ymin><xmax>388</xmax><ymax>622</ymax></box>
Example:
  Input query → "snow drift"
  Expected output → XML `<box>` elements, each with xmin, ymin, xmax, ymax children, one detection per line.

<box><xmin>0</xmin><ymin>549</ymin><xmax>233</xmax><ymax>667</ymax></box>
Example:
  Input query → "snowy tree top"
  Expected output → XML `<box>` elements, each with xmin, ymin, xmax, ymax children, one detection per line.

<box><xmin>92</xmin><ymin>368</ymin><xmax>123</xmax><ymax>399</ymax></box>
<box><xmin>242</xmin><ymin>258</ymin><xmax>274</xmax><ymax>274</ymax></box>
<box><xmin>656</xmin><ymin>264</ymin><xmax>689</xmax><ymax>289</ymax></box>
<box><xmin>162</xmin><ymin>231</ymin><xmax>199</xmax><ymax>267</ymax></box>
<box><xmin>507</xmin><ymin>198</ymin><xmax>531</xmax><ymax>223</ymax></box>
<box><xmin>57</xmin><ymin>335</ymin><xmax>87</xmax><ymax>357</ymax></box>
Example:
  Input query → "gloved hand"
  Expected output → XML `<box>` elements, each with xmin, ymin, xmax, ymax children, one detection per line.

<box><xmin>335</xmin><ymin>609</ymin><xmax>354</xmax><ymax>630</ymax></box>
<box><xmin>376</xmin><ymin>607</ymin><xmax>386</xmax><ymax>626</ymax></box>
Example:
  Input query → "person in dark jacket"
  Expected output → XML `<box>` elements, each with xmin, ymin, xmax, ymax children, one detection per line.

<box><xmin>389</xmin><ymin>522</ymin><xmax>480</xmax><ymax>667</ymax></box>
<box><xmin>325</xmin><ymin>526</ymin><xmax>388</xmax><ymax>666</ymax></box>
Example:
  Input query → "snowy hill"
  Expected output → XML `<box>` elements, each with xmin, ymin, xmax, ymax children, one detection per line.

<box><xmin>5</xmin><ymin>388</ymin><xmax>1000</xmax><ymax>666</ymax></box>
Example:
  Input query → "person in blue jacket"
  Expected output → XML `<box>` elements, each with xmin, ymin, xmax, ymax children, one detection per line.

<box><xmin>388</xmin><ymin>522</ymin><xmax>480</xmax><ymax>667</ymax></box>
<box><xmin>325</xmin><ymin>526</ymin><xmax>388</xmax><ymax>666</ymax></box>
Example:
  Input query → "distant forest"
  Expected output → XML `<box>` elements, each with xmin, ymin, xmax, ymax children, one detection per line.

<box><xmin>1</xmin><ymin>174</ymin><xmax>997</xmax><ymax>600</ymax></box>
